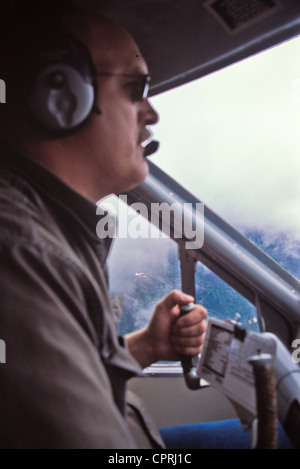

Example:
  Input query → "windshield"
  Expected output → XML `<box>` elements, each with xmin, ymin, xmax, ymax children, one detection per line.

<box><xmin>150</xmin><ymin>35</ymin><xmax>300</xmax><ymax>281</ymax></box>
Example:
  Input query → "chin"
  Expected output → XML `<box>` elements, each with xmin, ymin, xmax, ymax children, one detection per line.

<box><xmin>125</xmin><ymin>160</ymin><xmax>149</xmax><ymax>192</ymax></box>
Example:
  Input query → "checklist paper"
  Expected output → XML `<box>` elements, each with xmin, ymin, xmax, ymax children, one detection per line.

<box><xmin>197</xmin><ymin>318</ymin><xmax>276</xmax><ymax>415</ymax></box>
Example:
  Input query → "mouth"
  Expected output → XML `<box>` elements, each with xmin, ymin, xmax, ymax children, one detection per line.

<box><xmin>138</xmin><ymin>127</ymin><xmax>153</xmax><ymax>147</ymax></box>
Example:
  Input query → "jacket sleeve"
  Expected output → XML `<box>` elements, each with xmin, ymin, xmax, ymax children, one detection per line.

<box><xmin>0</xmin><ymin>241</ymin><xmax>139</xmax><ymax>449</ymax></box>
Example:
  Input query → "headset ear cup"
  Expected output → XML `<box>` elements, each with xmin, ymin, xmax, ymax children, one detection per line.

<box><xmin>20</xmin><ymin>36</ymin><xmax>97</xmax><ymax>135</ymax></box>
<box><xmin>28</xmin><ymin>64</ymin><xmax>95</xmax><ymax>132</ymax></box>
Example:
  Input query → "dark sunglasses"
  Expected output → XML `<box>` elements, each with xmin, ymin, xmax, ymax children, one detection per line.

<box><xmin>97</xmin><ymin>72</ymin><xmax>151</xmax><ymax>101</ymax></box>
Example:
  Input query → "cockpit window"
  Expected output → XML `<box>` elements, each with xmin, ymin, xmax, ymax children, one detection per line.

<box><xmin>107</xmin><ymin>236</ymin><xmax>257</xmax><ymax>335</ymax></box>
<box><xmin>106</xmin><ymin>35</ymin><xmax>300</xmax><ymax>340</ymax></box>
<box><xmin>151</xmin><ymin>35</ymin><xmax>300</xmax><ymax>281</ymax></box>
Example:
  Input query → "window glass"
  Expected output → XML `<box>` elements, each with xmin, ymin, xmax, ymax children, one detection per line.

<box><xmin>150</xmin><ymin>36</ymin><xmax>300</xmax><ymax>280</ymax></box>
<box><xmin>107</xmin><ymin>234</ymin><xmax>257</xmax><ymax>335</ymax></box>
<box><xmin>106</xmin><ymin>36</ymin><xmax>300</xmax><ymax>337</ymax></box>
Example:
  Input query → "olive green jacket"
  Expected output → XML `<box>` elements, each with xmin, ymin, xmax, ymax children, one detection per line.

<box><xmin>0</xmin><ymin>148</ymin><xmax>164</xmax><ymax>449</ymax></box>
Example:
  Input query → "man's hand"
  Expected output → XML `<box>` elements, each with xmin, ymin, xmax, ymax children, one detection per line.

<box><xmin>126</xmin><ymin>290</ymin><xmax>207</xmax><ymax>369</ymax></box>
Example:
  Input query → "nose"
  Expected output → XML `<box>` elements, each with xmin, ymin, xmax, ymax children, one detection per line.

<box><xmin>140</xmin><ymin>98</ymin><xmax>159</xmax><ymax>126</ymax></box>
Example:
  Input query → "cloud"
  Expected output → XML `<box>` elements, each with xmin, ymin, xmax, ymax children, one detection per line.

<box><xmin>150</xmin><ymin>35</ymin><xmax>300</xmax><ymax>240</ymax></box>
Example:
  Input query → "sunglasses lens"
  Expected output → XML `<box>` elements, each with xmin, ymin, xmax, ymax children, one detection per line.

<box><xmin>97</xmin><ymin>72</ymin><xmax>151</xmax><ymax>101</ymax></box>
<box><xmin>142</xmin><ymin>76</ymin><xmax>151</xmax><ymax>100</ymax></box>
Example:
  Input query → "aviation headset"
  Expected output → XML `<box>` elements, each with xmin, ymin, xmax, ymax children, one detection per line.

<box><xmin>18</xmin><ymin>14</ymin><xmax>99</xmax><ymax>136</ymax></box>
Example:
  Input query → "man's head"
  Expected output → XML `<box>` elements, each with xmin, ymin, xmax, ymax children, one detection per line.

<box><xmin>0</xmin><ymin>2</ymin><xmax>159</xmax><ymax>201</ymax></box>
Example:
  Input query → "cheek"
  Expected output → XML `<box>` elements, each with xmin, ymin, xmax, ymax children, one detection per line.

<box><xmin>115</xmin><ymin>112</ymin><xmax>138</xmax><ymax>145</ymax></box>
<box><xmin>99</xmin><ymin>92</ymin><xmax>138</xmax><ymax>139</ymax></box>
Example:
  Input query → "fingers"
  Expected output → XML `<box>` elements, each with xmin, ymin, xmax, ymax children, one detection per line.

<box><xmin>170</xmin><ymin>321</ymin><xmax>206</xmax><ymax>346</ymax></box>
<box><xmin>150</xmin><ymin>289</ymin><xmax>208</xmax><ymax>360</ymax></box>
<box><xmin>170</xmin><ymin>329</ymin><xmax>206</xmax><ymax>347</ymax></box>
<box><xmin>170</xmin><ymin>333</ymin><xmax>206</xmax><ymax>356</ymax></box>
<box><xmin>170</xmin><ymin>302</ymin><xmax>208</xmax><ymax>356</ymax></box>
<box><xmin>160</xmin><ymin>289</ymin><xmax>195</xmax><ymax>311</ymax></box>
<box><xmin>172</xmin><ymin>317</ymin><xmax>207</xmax><ymax>339</ymax></box>
<box><xmin>173</xmin><ymin>304</ymin><xmax>208</xmax><ymax>329</ymax></box>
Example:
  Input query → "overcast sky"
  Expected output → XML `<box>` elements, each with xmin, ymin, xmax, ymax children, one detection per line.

<box><xmin>149</xmin><ymin>34</ymin><xmax>300</xmax><ymax>240</ymax></box>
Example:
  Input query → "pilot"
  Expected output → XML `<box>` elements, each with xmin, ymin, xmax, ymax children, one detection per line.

<box><xmin>0</xmin><ymin>0</ymin><xmax>207</xmax><ymax>448</ymax></box>
<box><xmin>0</xmin><ymin>0</ymin><xmax>294</xmax><ymax>450</ymax></box>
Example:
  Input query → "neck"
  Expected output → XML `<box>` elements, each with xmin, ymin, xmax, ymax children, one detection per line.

<box><xmin>13</xmin><ymin>137</ymin><xmax>108</xmax><ymax>203</ymax></box>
